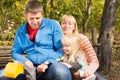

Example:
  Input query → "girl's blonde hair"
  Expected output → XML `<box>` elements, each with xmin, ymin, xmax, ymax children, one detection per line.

<box><xmin>61</xmin><ymin>34</ymin><xmax>81</xmax><ymax>54</ymax></box>
<box><xmin>61</xmin><ymin>35</ymin><xmax>87</xmax><ymax>64</ymax></box>
<box><xmin>60</xmin><ymin>14</ymin><xmax>79</xmax><ymax>35</ymax></box>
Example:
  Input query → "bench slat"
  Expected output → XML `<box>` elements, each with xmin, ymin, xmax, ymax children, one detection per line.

<box><xmin>0</xmin><ymin>46</ymin><xmax>12</xmax><ymax>69</ymax></box>
<box><xmin>0</xmin><ymin>54</ymin><xmax>11</xmax><ymax>57</ymax></box>
<box><xmin>0</xmin><ymin>50</ymin><xmax>11</xmax><ymax>53</ymax></box>
<box><xmin>0</xmin><ymin>46</ymin><xmax>12</xmax><ymax>49</ymax></box>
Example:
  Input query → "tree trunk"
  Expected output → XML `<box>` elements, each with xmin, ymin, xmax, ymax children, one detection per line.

<box><xmin>97</xmin><ymin>0</ymin><xmax>119</xmax><ymax>74</ymax></box>
<box><xmin>83</xmin><ymin>0</ymin><xmax>92</xmax><ymax>34</ymax></box>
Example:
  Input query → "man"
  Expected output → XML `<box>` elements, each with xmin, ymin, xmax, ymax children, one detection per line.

<box><xmin>11</xmin><ymin>0</ymin><xmax>71</xmax><ymax>80</ymax></box>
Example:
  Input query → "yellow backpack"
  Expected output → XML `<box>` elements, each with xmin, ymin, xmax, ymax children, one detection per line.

<box><xmin>4</xmin><ymin>62</ymin><xmax>24</xmax><ymax>78</ymax></box>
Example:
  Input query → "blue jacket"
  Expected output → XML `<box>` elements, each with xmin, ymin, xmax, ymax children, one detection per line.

<box><xmin>11</xmin><ymin>18</ymin><xmax>63</xmax><ymax>64</ymax></box>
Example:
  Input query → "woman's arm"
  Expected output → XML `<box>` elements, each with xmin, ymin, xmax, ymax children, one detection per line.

<box><xmin>79</xmin><ymin>34</ymin><xmax>99</xmax><ymax>77</ymax></box>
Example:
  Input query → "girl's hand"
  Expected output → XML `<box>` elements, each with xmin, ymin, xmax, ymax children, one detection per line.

<box><xmin>74</xmin><ymin>70</ymin><xmax>80</xmax><ymax>79</ymax></box>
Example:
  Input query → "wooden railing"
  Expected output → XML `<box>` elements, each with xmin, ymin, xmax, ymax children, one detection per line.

<box><xmin>0</xmin><ymin>46</ymin><xmax>13</xmax><ymax>69</ymax></box>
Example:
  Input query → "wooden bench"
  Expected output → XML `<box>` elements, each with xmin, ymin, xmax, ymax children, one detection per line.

<box><xmin>0</xmin><ymin>46</ymin><xmax>13</xmax><ymax>69</ymax></box>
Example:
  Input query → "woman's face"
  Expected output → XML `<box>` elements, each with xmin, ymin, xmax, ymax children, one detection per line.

<box><xmin>61</xmin><ymin>21</ymin><xmax>75</xmax><ymax>35</ymax></box>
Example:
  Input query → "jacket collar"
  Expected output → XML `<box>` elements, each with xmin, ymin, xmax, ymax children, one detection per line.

<box><xmin>21</xmin><ymin>18</ymin><xmax>49</xmax><ymax>33</ymax></box>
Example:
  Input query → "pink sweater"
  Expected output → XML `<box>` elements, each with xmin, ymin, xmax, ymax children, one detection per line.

<box><xmin>79</xmin><ymin>34</ymin><xmax>99</xmax><ymax>78</ymax></box>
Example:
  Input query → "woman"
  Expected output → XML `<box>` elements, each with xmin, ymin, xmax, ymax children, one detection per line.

<box><xmin>60</xmin><ymin>14</ymin><xmax>107</xmax><ymax>80</ymax></box>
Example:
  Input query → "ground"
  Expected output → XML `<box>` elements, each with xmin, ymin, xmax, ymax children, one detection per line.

<box><xmin>106</xmin><ymin>31</ymin><xmax>120</xmax><ymax>80</ymax></box>
<box><xmin>86</xmin><ymin>31</ymin><xmax>120</xmax><ymax>80</ymax></box>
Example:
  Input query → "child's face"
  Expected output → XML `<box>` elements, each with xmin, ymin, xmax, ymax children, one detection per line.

<box><xmin>61</xmin><ymin>21</ymin><xmax>75</xmax><ymax>35</ymax></box>
<box><xmin>25</xmin><ymin>12</ymin><xmax>43</xmax><ymax>29</ymax></box>
<box><xmin>62</xmin><ymin>44</ymin><xmax>72</xmax><ymax>55</ymax></box>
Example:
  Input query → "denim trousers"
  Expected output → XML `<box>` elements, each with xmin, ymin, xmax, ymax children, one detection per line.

<box><xmin>37</xmin><ymin>62</ymin><xmax>72</xmax><ymax>80</ymax></box>
<box><xmin>0</xmin><ymin>62</ymin><xmax>71</xmax><ymax>80</ymax></box>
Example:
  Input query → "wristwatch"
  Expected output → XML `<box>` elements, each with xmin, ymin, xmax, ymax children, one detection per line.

<box><xmin>44</xmin><ymin>61</ymin><xmax>51</xmax><ymax>65</ymax></box>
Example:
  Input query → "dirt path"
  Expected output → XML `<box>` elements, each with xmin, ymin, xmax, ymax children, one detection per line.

<box><xmin>106</xmin><ymin>32</ymin><xmax>120</xmax><ymax>80</ymax></box>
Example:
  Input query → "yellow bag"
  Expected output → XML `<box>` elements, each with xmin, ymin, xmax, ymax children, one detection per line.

<box><xmin>4</xmin><ymin>62</ymin><xmax>24</xmax><ymax>78</ymax></box>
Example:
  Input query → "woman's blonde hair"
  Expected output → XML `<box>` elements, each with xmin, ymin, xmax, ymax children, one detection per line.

<box><xmin>60</xmin><ymin>14</ymin><xmax>79</xmax><ymax>35</ymax></box>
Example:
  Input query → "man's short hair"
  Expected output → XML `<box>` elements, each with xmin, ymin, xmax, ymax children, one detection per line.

<box><xmin>25</xmin><ymin>0</ymin><xmax>44</xmax><ymax>14</ymax></box>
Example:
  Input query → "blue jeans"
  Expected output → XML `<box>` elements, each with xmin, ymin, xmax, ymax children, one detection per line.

<box><xmin>95</xmin><ymin>72</ymin><xmax>107</xmax><ymax>80</ymax></box>
<box><xmin>37</xmin><ymin>62</ymin><xmax>71</xmax><ymax>80</ymax></box>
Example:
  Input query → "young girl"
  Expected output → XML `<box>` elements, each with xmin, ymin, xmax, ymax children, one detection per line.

<box><xmin>61</xmin><ymin>35</ymin><xmax>95</xmax><ymax>80</ymax></box>
<box><xmin>61</xmin><ymin>34</ymin><xmax>96</xmax><ymax>80</ymax></box>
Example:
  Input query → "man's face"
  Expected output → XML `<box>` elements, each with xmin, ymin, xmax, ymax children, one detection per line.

<box><xmin>26</xmin><ymin>12</ymin><xmax>43</xmax><ymax>29</ymax></box>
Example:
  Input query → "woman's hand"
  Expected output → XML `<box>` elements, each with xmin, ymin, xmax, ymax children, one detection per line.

<box><xmin>37</xmin><ymin>63</ymin><xmax>48</xmax><ymax>73</ymax></box>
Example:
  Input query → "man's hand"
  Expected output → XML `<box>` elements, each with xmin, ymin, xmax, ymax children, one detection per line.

<box><xmin>25</xmin><ymin>60</ymin><xmax>34</xmax><ymax>68</ymax></box>
<box><xmin>37</xmin><ymin>63</ymin><xmax>48</xmax><ymax>73</ymax></box>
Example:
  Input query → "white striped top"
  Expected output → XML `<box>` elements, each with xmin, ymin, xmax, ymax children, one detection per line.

<box><xmin>79</xmin><ymin>34</ymin><xmax>99</xmax><ymax>78</ymax></box>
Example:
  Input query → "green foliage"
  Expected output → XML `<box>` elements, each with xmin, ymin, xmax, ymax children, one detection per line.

<box><xmin>115</xmin><ymin>1</ymin><xmax>120</xmax><ymax>31</ymax></box>
<box><xmin>0</xmin><ymin>0</ymin><xmax>120</xmax><ymax>45</ymax></box>
<box><xmin>39</xmin><ymin>0</ymin><xmax>86</xmax><ymax>31</ymax></box>
<box><xmin>88</xmin><ymin>0</ymin><xmax>105</xmax><ymax>31</ymax></box>
<box><xmin>0</xmin><ymin>0</ymin><xmax>28</xmax><ymax>42</ymax></box>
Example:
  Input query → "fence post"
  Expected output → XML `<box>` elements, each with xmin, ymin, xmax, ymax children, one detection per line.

<box><xmin>91</xmin><ymin>28</ymin><xmax>100</xmax><ymax>55</ymax></box>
